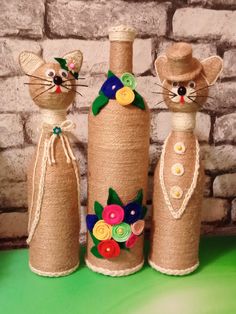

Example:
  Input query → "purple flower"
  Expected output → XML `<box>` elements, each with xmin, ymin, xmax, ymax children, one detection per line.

<box><xmin>86</xmin><ymin>214</ymin><xmax>99</xmax><ymax>232</ymax></box>
<box><xmin>124</xmin><ymin>202</ymin><xmax>142</xmax><ymax>224</ymax></box>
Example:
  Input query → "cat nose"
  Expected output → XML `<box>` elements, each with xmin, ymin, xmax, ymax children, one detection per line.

<box><xmin>177</xmin><ymin>86</ymin><xmax>186</xmax><ymax>96</ymax></box>
<box><xmin>53</xmin><ymin>76</ymin><xmax>63</xmax><ymax>86</ymax></box>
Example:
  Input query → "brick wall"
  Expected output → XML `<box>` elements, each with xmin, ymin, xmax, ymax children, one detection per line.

<box><xmin>0</xmin><ymin>0</ymin><xmax>235</xmax><ymax>247</ymax></box>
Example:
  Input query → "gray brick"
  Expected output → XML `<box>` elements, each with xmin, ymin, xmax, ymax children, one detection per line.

<box><xmin>47</xmin><ymin>0</ymin><xmax>169</xmax><ymax>38</ymax></box>
<box><xmin>0</xmin><ymin>114</ymin><xmax>24</xmax><ymax>148</ymax></box>
<box><xmin>0</xmin><ymin>0</ymin><xmax>44</xmax><ymax>38</ymax></box>
<box><xmin>173</xmin><ymin>8</ymin><xmax>236</xmax><ymax>44</ymax></box>
<box><xmin>214</xmin><ymin>113</ymin><xmax>236</xmax><ymax>143</ymax></box>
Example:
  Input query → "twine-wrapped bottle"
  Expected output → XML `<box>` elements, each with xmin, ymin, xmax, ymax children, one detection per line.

<box><xmin>86</xmin><ymin>25</ymin><xmax>150</xmax><ymax>276</ymax></box>
<box><xmin>19</xmin><ymin>50</ymin><xmax>83</xmax><ymax>277</ymax></box>
<box><xmin>149</xmin><ymin>43</ymin><xmax>223</xmax><ymax>275</ymax></box>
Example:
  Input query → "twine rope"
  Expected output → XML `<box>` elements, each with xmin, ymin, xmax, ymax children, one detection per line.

<box><xmin>149</xmin><ymin>259</ymin><xmax>199</xmax><ymax>276</ymax></box>
<box><xmin>159</xmin><ymin>133</ymin><xmax>200</xmax><ymax>219</ymax></box>
<box><xmin>27</xmin><ymin>119</ymin><xmax>79</xmax><ymax>244</ymax></box>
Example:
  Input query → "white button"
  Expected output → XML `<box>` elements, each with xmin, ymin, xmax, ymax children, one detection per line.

<box><xmin>170</xmin><ymin>186</ymin><xmax>183</xmax><ymax>199</ymax></box>
<box><xmin>171</xmin><ymin>163</ymin><xmax>184</xmax><ymax>176</ymax></box>
<box><xmin>174</xmin><ymin>142</ymin><xmax>186</xmax><ymax>154</ymax></box>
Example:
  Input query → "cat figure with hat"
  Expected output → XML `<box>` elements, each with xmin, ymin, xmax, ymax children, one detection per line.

<box><xmin>19</xmin><ymin>50</ymin><xmax>84</xmax><ymax>277</ymax></box>
<box><xmin>149</xmin><ymin>42</ymin><xmax>223</xmax><ymax>275</ymax></box>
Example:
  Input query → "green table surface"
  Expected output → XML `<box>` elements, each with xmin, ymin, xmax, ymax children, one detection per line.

<box><xmin>0</xmin><ymin>236</ymin><xmax>236</xmax><ymax>314</ymax></box>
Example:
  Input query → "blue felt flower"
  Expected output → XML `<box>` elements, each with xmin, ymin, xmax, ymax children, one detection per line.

<box><xmin>100</xmin><ymin>76</ymin><xmax>123</xmax><ymax>99</ymax></box>
<box><xmin>124</xmin><ymin>202</ymin><xmax>142</xmax><ymax>224</ymax></box>
<box><xmin>86</xmin><ymin>214</ymin><xmax>99</xmax><ymax>232</ymax></box>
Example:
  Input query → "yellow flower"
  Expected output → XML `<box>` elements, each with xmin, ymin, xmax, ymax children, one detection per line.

<box><xmin>92</xmin><ymin>220</ymin><xmax>112</xmax><ymax>241</ymax></box>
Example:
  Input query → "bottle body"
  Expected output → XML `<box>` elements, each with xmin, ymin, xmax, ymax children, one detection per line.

<box><xmin>28</xmin><ymin>131</ymin><xmax>80</xmax><ymax>277</ymax></box>
<box><xmin>87</xmin><ymin>100</ymin><xmax>150</xmax><ymax>276</ymax></box>
<box><xmin>149</xmin><ymin>131</ymin><xmax>205</xmax><ymax>275</ymax></box>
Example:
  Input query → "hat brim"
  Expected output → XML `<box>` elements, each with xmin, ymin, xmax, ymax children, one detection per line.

<box><xmin>157</xmin><ymin>57</ymin><xmax>202</xmax><ymax>82</ymax></box>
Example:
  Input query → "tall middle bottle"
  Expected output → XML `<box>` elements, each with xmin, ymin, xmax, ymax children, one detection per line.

<box><xmin>86</xmin><ymin>25</ymin><xmax>150</xmax><ymax>276</ymax></box>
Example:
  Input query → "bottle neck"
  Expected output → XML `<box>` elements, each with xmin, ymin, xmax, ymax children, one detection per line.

<box><xmin>40</xmin><ymin>108</ymin><xmax>67</xmax><ymax>125</ymax></box>
<box><xmin>171</xmin><ymin>112</ymin><xmax>196</xmax><ymax>132</ymax></box>
<box><xmin>109</xmin><ymin>41</ymin><xmax>133</xmax><ymax>76</ymax></box>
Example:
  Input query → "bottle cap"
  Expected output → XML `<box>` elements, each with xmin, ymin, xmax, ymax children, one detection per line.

<box><xmin>109</xmin><ymin>25</ymin><xmax>136</xmax><ymax>42</ymax></box>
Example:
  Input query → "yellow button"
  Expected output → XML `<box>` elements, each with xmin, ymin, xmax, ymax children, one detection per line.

<box><xmin>174</xmin><ymin>142</ymin><xmax>186</xmax><ymax>154</ymax></box>
<box><xmin>171</xmin><ymin>163</ymin><xmax>184</xmax><ymax>176</ymax></box>
<box><xmin>170</xmin><ymin>186</ymin><xmax>183</xmax><ymax>199</ymax></box>
<box><xmin>115</xmin><ymin>86</ymin><xmax>135</xmax><ymax>106</ymax></box>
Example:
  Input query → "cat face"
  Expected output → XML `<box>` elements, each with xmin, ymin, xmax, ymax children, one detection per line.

<box><xmin>155</xmin><ymin>54</ymin><xmax>223</xmax><ymax>113</ymax></box>
<box><xmin>19</xmin><ymin>50</ymin><xmax>83</xmax><ymax>110</ymax></box>
<box><xmin>161</xmin><ymin>74</ymin><xmax>208</xmax><ymax>113</ymax></box>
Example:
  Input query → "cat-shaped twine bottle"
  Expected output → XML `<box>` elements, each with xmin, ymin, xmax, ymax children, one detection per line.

<box><xmin>149</xmin><ymin>43</ymin><xmax>223</xmax><ymax>275</ymax></box>
<box><xmin>19</xmin><ymin>50</ymin><xmax>83</xmax><ymax>277</ymax></box>
<box><xmin>86</xmin><ymin>26</ymin><xmax>150</xmax><ymax>276</ymax></box>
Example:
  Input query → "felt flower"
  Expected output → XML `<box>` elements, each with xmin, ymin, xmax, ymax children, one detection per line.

<box><xmin>53</xmin><ymin>126</ymin><xmax>62</xmax><ymax>135</ymax></box>
<box><xmin>102</xmin><ymin>204</ymin><xmax>124</xmax><ymax>225</ymax></box>
<box><xmin>100</xmin><ymin>76</ymin><xmax>124</xmax><ymax>99</ymax></box>
<box><xmin>66</xmin><ymin>58</ymin><xmax>81</xmax><ymax>73</ymax></box>
<box><xmin>97</xmin><ymin>239</ymin><xmax>120</xmax><ymax>259</ymax></box>
<box><xmin>112</xmin><ymin>223</ymin><xmax>131</xmax><ymax>242</ymax></box>
<box><xmin>115</xmin><ymin>86</ymin><xmax>135</xmax><ymax>106</ymax></box>
<box><xmin>86</xmin><ymin>214</ymin><xmax>99</xmax><ymax>232</ymax></box>
<box><xmin>124</xmin><ymin>202</ymin><xmax>142</xmax><ymax>224</ymax></box>
<box><xmin>131</xmin><ymin>220</ymin><xmax>145</xmax><ymax>236</ymax></box>
<box><xmin>92</xmin><ymin>220</ymin><xmax>112</xmax><ymax>241</ymax></box>
<box><xmin>126</xmin><ymin>233</ymin><xmax>139</xmax><ymax>249</ymax></box>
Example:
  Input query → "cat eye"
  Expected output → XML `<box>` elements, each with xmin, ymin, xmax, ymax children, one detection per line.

<box><xmin>188</xmin><ymin>81</ymin><xmax>196</xmax><ymax>88</ymax></box>
<box><xmin>45</xmin><ymin>69</ymin><xmax>55</xmax><ymax>78</ymax></box>
<box><xmin>172</xmin><ymin>81</ymin><xmax>179</xmax><ymax>88</ymax></box>
<box><xmin>59</xmin><ymin>69</ymin><xmax>68</xmax><ymax>78</ymax></box>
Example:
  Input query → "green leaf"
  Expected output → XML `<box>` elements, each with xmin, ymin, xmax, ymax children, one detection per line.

<box><xmin>135</xmin><ymin>189</ymin><xmax>143</xmax><ymax>205</ymax></box>
<box><xmin>54</xmin><ymin>58</ymin><xmax>68</xmax><ymax>71</ymax></box>
<box><xmin>89</xmin><ymin>231</ymin><xmax>100</xmax><ymax>246</ymax></box>
<box><xmin>119</xmin><ymin>242</ymin><xmax>130</xmax><ymax>251</ymax></box>
<box><xmin>92</xmin><ymin>95</ymin><xmax>109</xmax><ymax>116</ymax></box>
<box><xmin>141</xmin><ymin>206</ymin><xmax>147</xmax><ymax>219</ymax></box>
<box><xmin>133</xmin><ymin>90</ymin><xmax>145</xmax><ymax>110</ymax></box>
<box><xmin>94</xmin><ymin>201</ymin><xmax>103</xmax><ymax>220</ymax></box>
<box><xmin>107</xmin><ymin>188</ymin><xmax>123</xmax><ymax>206</ymax></box>
<box><xmin>91</xmin><ymin>246</ymin><xmax>103</xmax><ymax>258</ymax></box>
<box><xmin>107</xmin><ymin>70</ymin><xmax>115</xmax><ymax>78</ymax></box>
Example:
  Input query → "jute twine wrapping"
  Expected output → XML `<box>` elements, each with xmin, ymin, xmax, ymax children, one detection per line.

<box><xmin>149</xmin><ymin>131</ymin><xmax>205</xmax><ymax>275</ymax></box>
<box><xmin>28</xmin><ymin>127</ymin><xmax>80</xmax><ymax>277</ymax></box>
<box><xmin>87</xmin><ymin>27</ymin><xmax>150</xmax><ymax>276</ymax></box>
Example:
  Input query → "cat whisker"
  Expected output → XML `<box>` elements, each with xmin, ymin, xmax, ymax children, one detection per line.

<box><xmin>63</xmin><ymin>77</ymin><xmax>86</xmax><ymax>83</ymax></box>
<box><xmin>63</xmin><ymin>84</ymin><xmax>88</xmax><ymax>87</ymax></box>
<box><xmin>189</xmin><ymin>94</ymin><xmax>215</xmax><ymax>99</ymax></box>
<box><xmin>154</xmin><ymin>95</ymin><xmax>175</xmax><ymax>107</ymax></box>
<box><xmin>154</xmin><ymin>82</ymin><xmax>176</xmax><ymax>95</ymax></box>
<box><xmin>61</xmin><ymin>84</ymin><xmax>83</xmax><ymax>96</ymax></box>
<box><xmin>24</xmin><ymin>82</ymin><xmax>52</xmax><ymax>86</ymax></box>
<box><xmin>187</xmin><ymin>96</ymin><xmax>200</xmax><ymax>106</ymax></box>
<box><xmin>26</xmin><ymin>73</ymin><xmax>52</xmax><ymax>83</ymax></box>
<box><xmin>33</xmin><ymin>85</ymin><xmax>55</xmax><ymax>100</ymax></box>
<box><xmin>189</xmin><ymin>85</ymin><xmax>213</xmax><ymax>95</ymax></box>
<box><xmin>152</xmin><ymin>91</ymin><xmax>177</xmax><ymax>96</ymax></box>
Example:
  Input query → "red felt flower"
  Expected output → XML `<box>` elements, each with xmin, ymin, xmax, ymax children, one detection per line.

<box><xmin>126</xmin><ymin>233</ymin><xmax>139</xmax><ymax>249</ymax></box>
<box><xmin>97</xmin><ymin>239</ymin><xmax>120</xmax><ymax>259</ymax></box>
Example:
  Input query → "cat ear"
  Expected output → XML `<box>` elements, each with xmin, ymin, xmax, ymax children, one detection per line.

<box><xmin>19</xmin><ymin>51</ymin><xmax>45</xmax><ymax>75</ymax></box>
<box><xmin>62</xmin><ymin>50</ymin><xmax>83</xmax><ymax>72</ymax></box>
<box><xmin>154</xmin><ymin>55</ymin><xmax>167</xmax><ymax>83</ymax></box>
<box><xmin>201</xmin><ymin>56</ymin><xmax>223</xmax><ymax>86</ymax></box>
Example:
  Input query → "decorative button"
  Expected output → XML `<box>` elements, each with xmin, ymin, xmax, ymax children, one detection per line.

<box><xmin>116</xmin><ymin>86</ymin><xmax>135</xmax><ymax>106</ymax></box>
<box><xmin>174</xmin><ymin>142</ymin><xmax>186</xmax><ymax>154</ymax></box>
<box><xmin>171</xmin><ymin>163</ymin><xmax>184</xmax><ymax>176</ymax></box>
<box><xmin>53</xmin><ymin>126</ymin><xmax>62</xmax><ymax>135</ymax></box>
<box><xmin>121</xmin><ymin>72</ymin><xmax>137</xmax><ymax>90</ymax></box>
<box><xmin>170</xmin><ymin>186</ymin><xmax>183</xmax><ymax>199</ymax></box>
